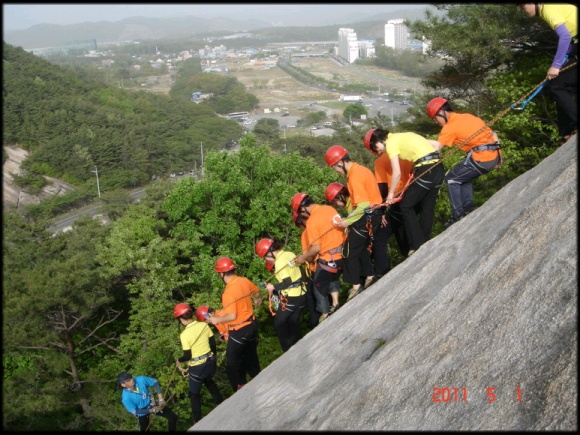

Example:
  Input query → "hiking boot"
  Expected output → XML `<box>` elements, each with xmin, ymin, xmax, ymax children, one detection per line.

<box><xmin>329</xmin><ymin>304</ymin><xmax>340</xmax><ymax>314</ymax></box>
<box><xmin>318</xmin><ymin>314</ymin><xmax>329</xmax><ymax>324</ymax></box>
<box><xmin>444</xmin><ymin>215</ymin><xmax>463</xmax><ymax>229</ymax></box>
<box><xmin>443</xmin><ymin>217</ymin><xmax>457</xmax><ymax>229</ymax></box>
<box><xmin>365</xmin><ymin>275</ymin><xmax>382</xmax><ymax>289</ymax></box>
<box><xmin>347</xmin><ymin>287</ymin><xmax>360</xmax><ymax>301</ymax></box>
<box><xmin>407</xmin><ymin>249</ymin><xmax>416</xmax><ymax>257</ymax></box>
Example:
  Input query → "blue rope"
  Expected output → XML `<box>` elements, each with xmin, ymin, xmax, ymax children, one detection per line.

<box><xmin>511</xmin><ymin>55</ymin><xmax>569</xmax><ymax>111</ymax></box>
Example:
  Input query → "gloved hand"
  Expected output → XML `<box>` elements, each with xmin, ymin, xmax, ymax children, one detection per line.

<box><xmin>150</xmin><ymin>406</ymin><xmax>160</xmax><ymax>414</ymax></box>
<box><xmin>158</xmin><ymin>399</ymin><xmax>165</xmax><ymax>408</ymax></box>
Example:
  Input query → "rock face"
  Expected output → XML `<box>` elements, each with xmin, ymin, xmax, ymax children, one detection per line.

<box><xmin>193</xmin><ymin>137</ymin><xmax>577</xmax><ymax>431</ymax></box>
<box><xmin>3</xmin><ymin>146</ymin><xmax>76</xmax><ymax>211</ymax></box>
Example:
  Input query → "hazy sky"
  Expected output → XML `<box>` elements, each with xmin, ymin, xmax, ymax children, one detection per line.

<box><xmin>3</xmin><ymin>3</ymin><xmax>429</xmax><ymax>30</ymax></box>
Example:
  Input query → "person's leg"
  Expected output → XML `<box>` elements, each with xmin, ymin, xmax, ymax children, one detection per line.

<box><xmin>371</xmin><ymin>215</ymin><xmax>391</xmax><ymax>277</ymax></box>
<box><xmin>313</xmin><ymin>266</ymin><xmax>337</xmax><ymax>320</ymax></box>
<box><xmin>138</xmin><ymin>415</ymin><xmax>150</xmax><ymax>432</ymax></box>
<box><xmin>205</xmin><ymin>377</ymin><xmax>223</xmax><ymax>406</ymax></box>
<box><xmin>188</xmin><ymin>367</ymin><xmax>205</xmax><ymax>422</ymax></box>
<box><xmin>225</xmin><ymin>338</ymin><xmax>245</xmax><ymax>392</ymax></box>
<box><xmin>417</xmin><ymin>165</ymin><xmax>445</xmax><ymax>244</ymax></box>
<box><xmin>241</xmin><ymin>321</ymin><xmax>261</xmax><ymax>381</ymax></box>
<box><xmin>548</xmin><ymin>65</ymin><xmax>577</xmax><ymax>137</ymax></box>
<box><xmin>273</xmin><ymin>305</ymin><xmax>294</xmax><ymax>352</ymax></box>
<box><xmin>387</xmin><ymin>205</ymin><xmax>409</xmax><ymax>257</ymax></box>
<box><xmin>157</xmin><ymin>406</ymin><xmax>178</xmax><ymax>432</ymax></box>
<box><xmin>304</xmin><ymin>278</ymin><xmax>320</xmax><ymax>327</ymax></box>
<box><xmin>341</xmin><ymin>217</ymin><xmax>370</xmax><ymax>285</ymax></box>
<box><xmin>202</xmin><ymin>357</ymin><xmax>223</xmax><ymax>408</ymax></box>
<box><xmin>445</xmin><ymin>160</ymin><xmax>479</xmax><ymax>220</ymax></box>
<box><xmin>399</xmin><ymin>181</ymin><xmax>427</xmax><ymax>252</ymax></box>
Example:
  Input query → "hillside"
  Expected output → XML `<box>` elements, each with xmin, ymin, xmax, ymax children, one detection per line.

<box><xmin>193</xmin><ymin>136</ymin><xmax>577</xmax><ymax>431</ymax></box>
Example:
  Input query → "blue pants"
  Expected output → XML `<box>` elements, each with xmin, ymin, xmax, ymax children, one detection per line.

<box><xmin>446</xmin><ymin>155</ymin><xmax>499</xmax><ymax>220</ymax></box>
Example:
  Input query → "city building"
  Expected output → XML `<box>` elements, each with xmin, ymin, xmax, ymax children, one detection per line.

<box><xmin>338</xmin><ymin>28</ymin><xmax>359</xmax><ymax>64</ymax></box>
<box><xmin>384</xmin><ymin>19</ymin><xmax>408</xmax><ymax>52</ymax></box>
<box><xmin>358</xmin><ymin>39</ymin><xmax>376</xmax><ymax>59</ymax></box>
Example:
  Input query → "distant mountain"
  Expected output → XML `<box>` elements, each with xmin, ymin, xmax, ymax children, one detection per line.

<box><xmin>3</xmin><ymin>16</ymin><xmax>272</xmax><ymax>49</ymax></box>
<box><xmin>3</xmin><ymin>6</ymin><xmax>438</xmax><ymax>50</ymax></box>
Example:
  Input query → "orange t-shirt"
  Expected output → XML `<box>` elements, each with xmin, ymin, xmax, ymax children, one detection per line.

<box><xmin>437</xmin><ymin>112</ymin><xmax>501</xmax><ymax>162</ymax></box>
<box><xmin>374</xmin><ymin>153</ymin><xmax>414</xmax><ymax>195</ymax></box>
<box><xmin>304</xmin><ymin>204</ymin><xmax>345</xmax><ymax>262</ymax></box>
<box><xmin>220</xmin><ymin>276</ymin><xmax>258</xmax><ymax>331</ymax></box>
<box><xmin>345</xmin><ymin>162</ymin><xmax>382</xmax><ymax>208</ymax></box>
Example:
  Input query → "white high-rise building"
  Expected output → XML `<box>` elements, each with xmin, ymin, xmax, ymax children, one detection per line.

<box><xmin>338</xmin><ymin>28</ymin><xmax>359</xmax><ymax>64</ymax></box>
<box><xmin>384</xmin><ymin>19</ymin><xmax>408</xmax><ymax>52</ymax></box>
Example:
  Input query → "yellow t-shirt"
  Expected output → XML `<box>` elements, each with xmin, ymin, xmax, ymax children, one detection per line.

<box><xmin>385</xmin><ymin>132</ymin><xmax>438</xmax><ymax>163</ymax></box>
<box><xmin>273</xmin><ymin>250</ymin><xmax>304</xmax><ymax>297</ymax></box>
<box><xmin>540</xmin><ymin>4</ymin><xmax>577</xmax><ymax>36</ymax></box>
<box><xmin>179</xmin><ymin>321</ymin><xmax>213</xmax><ymax>366</ymax></box>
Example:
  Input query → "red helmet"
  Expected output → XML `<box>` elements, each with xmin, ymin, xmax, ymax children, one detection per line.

<box><xmin>265</xmin><ymin>259</ymin><xmax>275</xmax><ymax>272</ymax></box>
<box><xmin>215</xmin><ymin>256</ymin><xmax>235</xmax><ymax>273</ymax></box>
<box><xmin>174</xmin><ymin>303</ymin><xmax>192</xmax><ymax>318</ymax></box>
<box><xmin>325</xmin><ymin>182</ymin><xmax>345</xmax><ymax>203</ymax></box>
<box><xmin>325</xmin><ymin>145</ymin><xmax>348</xmax><ymax>167</ymax></box>
<box><xmin>291</xmin><ymin>193</ymin><xmax>308</xmax><ymax>213</ymax></box>
<box><xmin>363</xmin><ymin>129</ymin><xmax>377</xmax><ymax>154</ymax></box>
<box><xmin>255</xmin><ymin>238</ymin><xmax>274</xmax><ymax>258</ymax></box>
<box><xmin>195</xmin><ymin>305</ymin><xmax>211</xmax><ymax>322</ymax></box>
<box><xmin>426</xmin><ymin>97</ymin><xmax>447</xmax><ymax>119</ymax></box>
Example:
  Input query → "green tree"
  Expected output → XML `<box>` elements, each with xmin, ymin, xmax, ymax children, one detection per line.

<box><xmin>3</xmin><ymin>213</ymin><xmax>122</xmax><ymax>430</ymax></box>
<box><xmin>253</xmin><ymin>117</ymin><xmax>280</xmax><ymax>143</ymax></box>
<box><xmin>343</xmin><ymin>103</ymin><xmax>369</xmax><ymax>122</ymax></box>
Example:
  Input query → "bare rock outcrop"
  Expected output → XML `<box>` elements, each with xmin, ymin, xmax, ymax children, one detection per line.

<box><xmin>193</xmin><ymin>137</ymin><xmax>577</xmax><ymax>431</ymax></box>
<box><xmin>3</xmin><ymin>146</ymin><xmax>76</xmax><ymax>210</ymax></box>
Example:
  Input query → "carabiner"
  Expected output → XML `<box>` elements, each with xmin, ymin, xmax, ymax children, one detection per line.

<box><xmin>511</xmin><ymin>82</ymin><xmax>547</xmax><ymax>111</ymax></box>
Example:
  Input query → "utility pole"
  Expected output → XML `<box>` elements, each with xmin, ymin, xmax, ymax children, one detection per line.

<box><xmin>200</xmin><ymin>142</ymin><xmax>204</xmax><ymax>177</ymax></box>
<box><xmin>91</xmin><ymin>166</ymin><xmax>101</xmax><ymax>197</ymax></box>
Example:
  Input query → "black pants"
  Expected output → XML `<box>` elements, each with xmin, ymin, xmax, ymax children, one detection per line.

<box><xmin>138</xmin><ymin>406</ymin><xmax>178</xmax><ymax>432</ymax></box>
<box><xmin>188</xmin><ymin>357</ymin><xmax>223</xmax><ymax>421</ymax></box>
<box><xmin>400</xmin><ymin>163</ymin><xmax>444</xmax><ymax>251</ymax></box>
<box><xmin>274</xmin><ymin>293</ymin><xmax>306</xmax><ymax>352</ymax></box>
<box><xmin>371</xmin><ymin>212</ymin><xmax>391</xmax><ymax>277</ymax></box>
<box><xmin>386</xmin><ymin>203</ymin><xmax>410</xmax><ymax>257</ymax></box>
<box><xmin>547</xmin><ymin>49</ymin><xmax>577</xmax><ymax>137</ymax></box>
<box><xmin>226</xmin><ymin>321</ymin><xmax>261</xmax><ymax>392</ymax></box>
<box><xmin>304</xmin><ymin>277</ymin><xmax>320</xmax><ymax>328</ymax></box>
<box><xmin>342</xmin><ymin>213</ymin><xmax>382</xmax><ymax>285</ymax></box>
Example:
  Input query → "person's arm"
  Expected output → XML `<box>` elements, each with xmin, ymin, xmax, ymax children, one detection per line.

<box><xmin>428</xmin><ymin>139</ymin><xmax>443</xmax><ymax>152</ymax></box>
<box><xmin>152</xmin><ymin>380</ymin><xmax>163</xmax><ymax>402</ymax></box>
<box><xmin>177</xmin><ymin>349</ymin><xmax>192</xmax><ymax>363</ymax></box>
<box><xmin>338</xmin><ymin>201</ymin><xmax>370</xmax><ymax>227</ymax></box>
<box><xmin>547</xmin><ymin>24</ymin><xmax>571</xmax><ymax>79</ymax></box>
<box><xmin>378</xmin><ymin>182</ymin><xmax>388</xmax><ymax>202</ymax></box>
<box><xmin>387</xmin><ymin>157</ymin><xmax>401</xmax><ymax>204</ymax></box>
<box><xmin>295</xmin><ymin>244</ymin><xmax>321</xmax><ymax>264</ymax></box>
<box><xmin>206</xmin><ymin>312</ymin><xmax>236</xmax><ymax>325</ymax></box>
<box><xmin>209</xmin><ymin>335</ymin><xmax>217</xmax><ymax>355</ymax></box>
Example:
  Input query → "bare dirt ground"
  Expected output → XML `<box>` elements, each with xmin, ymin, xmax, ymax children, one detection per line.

<box><xmin>230</xmin><ymin>57</ymin><xmax>422</xmax><ymax>106</ymax></box>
